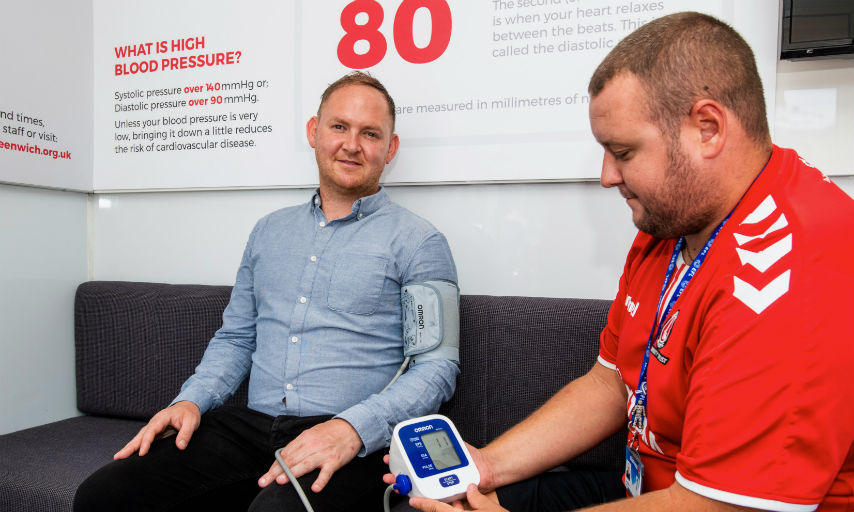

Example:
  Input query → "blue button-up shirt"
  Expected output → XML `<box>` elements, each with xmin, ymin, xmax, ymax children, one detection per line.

<box><xmin>173</xmin><ymin>188</ymin><xmax>459</xmax><ymax>455</ymax></box>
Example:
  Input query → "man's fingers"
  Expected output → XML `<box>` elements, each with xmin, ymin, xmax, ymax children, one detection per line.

<box><xmin>137</xmin><ymin>412</ymin><xmax>174</xmax><ymax>456</ymax></box>
<box><xmin>275</xmin><ymin>465</ymin><xmax>290</xmax><ymax>485</ymax></box>
<box><xmin>260</xmin><ymin>419</ymin><xmax>361</xmax><ymax>493</ymax></box>
<box><xmin>114</xmin><ymin>431</ymin><xmax>143</xmax><ymax>459</ymax></box>
<box><xmin>409</xmin><ymin>497</ymin><xmax>457</xmax><ymax>512</ymax></box>
<box><xmin>137</xmin><ymin>426</ymin><xmax>158</xmax><ymax>456</ymax></box>
<box><xmin>112</xmin><ymin>402</ymin><xmax>201</xmax><ymax>459</ymax></box>
<box><xmin>310</xmin><ymin>465</ymin><xmax>334</xmax><ymax>493</ymax></box>
<box><xmin>174</xmin><ymin>414</ymin><xmax>198</xmax><ymax>450</ymax></box>
<box><xmin>465</xmin><ymin>484</ymin><xmax>493</xmax><ymax>507</ymax></box>
<box><xmin>460</xmin><ymin>485</ymin><xmax>506</xmax><ymax>511</ymax></box>
<box><xmin>408</xmin><ymin>486</ymin><xmax>503</xmax><ymax>512</ymax></box>
<box><xmin>258</xmin><ymin>460</ymin><xmax>285</xmax><ymax>488</ymax></box>
<box><xmin>174</xmin><ymin>431</ymin><xmax>190</xmax><ymax>450</ymax></box>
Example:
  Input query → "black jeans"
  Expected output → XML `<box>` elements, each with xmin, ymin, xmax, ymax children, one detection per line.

<box><xmin>495</xmin><ymin>470</ymin><xmax>625</xmax><ymax>512</ymax></box>
<box><xmin>73</xmin><ymin>406</ymin><xmax>388</xmax><ymax>512</ymax></box>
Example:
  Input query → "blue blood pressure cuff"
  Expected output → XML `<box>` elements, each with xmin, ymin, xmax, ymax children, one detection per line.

<box><xmin>401</xmin><ymin>280</ymin><xmax>460</xmax><ymax>365</ymax></box>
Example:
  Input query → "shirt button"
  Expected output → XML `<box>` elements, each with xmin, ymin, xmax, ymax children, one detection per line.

<box><xmin>314</xmin><ymin>198</ymin><xmax>319</xmax><ymax>205</ymax></box>
<box><xmin>291</xmin><ymin>336</ymin><xmax>299</xmax><ymax>343</ymax></box>
<box><xmin>319</xmin><ymin>221</ymin><xmax>326</xmax><ymax>227</ymax></box>
<box><xmin>357</xmin><ymin>213</ymin><xmax>363</xmax><ymax>219</ymax></box>
<box><xmin>310</xmin><ymin>255</ymin><xmax>317</xmax><ymax>262</ymax></box>
<box><xmin>286</xmin><ymin>383</ymin><xmax>294</xmax><ymax>390</ymax></box>
<box><xmin>299</xmin><ymin>297</ymin><xmax>307</xmax><ymax>304</ymax></box>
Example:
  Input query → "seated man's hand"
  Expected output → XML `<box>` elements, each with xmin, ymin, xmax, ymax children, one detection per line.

<box><xmin>258</xmin><ymin>418</ymin><xmax>362</xmax><ymax>493</ymax></box>
<box><xmin>114</xmin><ymin>400</ymin><xmax>201</xmax><ymax>459</ymax></box>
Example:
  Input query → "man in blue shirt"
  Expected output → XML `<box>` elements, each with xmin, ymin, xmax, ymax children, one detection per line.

<box><xmin>74</xmin><ymin>72</ymin><xmax>459</xmax><ymax>512</ymax></box>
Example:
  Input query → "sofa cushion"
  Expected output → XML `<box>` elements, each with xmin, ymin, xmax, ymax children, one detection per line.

<box><xmin>0</xmin><ymin>416</ymin><xmax>144</xmax><ymax>512</ymax></box>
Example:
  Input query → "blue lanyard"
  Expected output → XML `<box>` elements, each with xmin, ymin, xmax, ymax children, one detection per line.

<box><xmin>629</xmin><ymin>212</ymin><xmax>733</xmax><ymax>439</ymax></box>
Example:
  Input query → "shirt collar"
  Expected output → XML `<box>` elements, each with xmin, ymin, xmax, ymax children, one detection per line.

<box><xmin>310</xmin><ymin>187</ymin><xmax>389</xmax><ymax>221</ymax></box>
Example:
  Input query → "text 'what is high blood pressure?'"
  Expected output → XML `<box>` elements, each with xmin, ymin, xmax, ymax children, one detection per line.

<box><xmin>113</xmin><ymin>36</ymin><xmax>243</xmax><ymax>76</ymax></box>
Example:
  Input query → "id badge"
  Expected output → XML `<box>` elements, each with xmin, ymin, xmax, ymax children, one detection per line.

<box><xmin>624</xmin><ymin>446</ymin><xmax>644</xmax><ymax>497</ymax></box>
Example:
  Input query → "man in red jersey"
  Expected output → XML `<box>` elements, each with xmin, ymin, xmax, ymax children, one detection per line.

<box><xmin>392</xmin><ymin>11</ymin><xmax>853</xmax><ymax>512</ymax></box>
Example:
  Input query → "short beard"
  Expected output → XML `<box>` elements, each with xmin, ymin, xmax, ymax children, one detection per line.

<box><xmin>634</xmin><ymin>142</ymin><xmax>718</xmax><ymax>240</ymax></box>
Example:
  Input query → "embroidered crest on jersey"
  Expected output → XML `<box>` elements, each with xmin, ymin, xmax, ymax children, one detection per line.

<box><xmin>731</xmin><ymin>195</ymin><xmax>792</xmax><ymax>314</ymax></box>
<box><xmin>650</xmin><ymin>310</ymin><xmax>677</xmax><ymax>364</ymax></box>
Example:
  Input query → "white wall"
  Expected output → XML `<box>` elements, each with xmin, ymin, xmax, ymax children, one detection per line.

<box><xmin>775</xmin><ymin>58</ymin><xmax>854</xmax><ymax>175</ymax></box>
<box><xmin>90</xmin><ymin>173</ymin><xmax>854</xmax><ymax>301</ymax></box>
<box><xmin>0</xmin><ymin>1</ymin><xmax>93</xmax><ymax>190</ymax></box>
<box><xmin>0</xmin><ymin>0</ymin><xmax>93</xmax><ymax>436</ymax></box>
<box><xmin>92</xmin><ymin>182</ymin><xmax>638</xmax><ymax>298</ymax></box>
<box><xmin>0</xmin><ymin>184</ymin><xmax>88</xmax><ymax>435</ymax></box>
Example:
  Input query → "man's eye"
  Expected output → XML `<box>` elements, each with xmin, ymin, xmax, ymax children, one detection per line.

<box><xmin>614</xmin><ymin>150</ymin><xmax>631</xmax><ymax>161</ymax></box>
<box><xmin>365</xmin><ymin>132</ymin><xmax>377</xmax><ymax>138</ymax></box>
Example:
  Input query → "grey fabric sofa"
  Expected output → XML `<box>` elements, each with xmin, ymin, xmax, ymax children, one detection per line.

<box><xmin>0</xmin><ymin>281</ymin><xmax>624</xmax><ymax>511</ymax></box>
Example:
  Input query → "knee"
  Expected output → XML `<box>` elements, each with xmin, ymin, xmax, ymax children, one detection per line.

<box><xmin>73</xmin><ymin>463</ymin><xmax>133</xmax><ymax>512</ymax></box>
<box><xmin>73</xmin><ymin>470</ymin><xmax>106</xmax><ymax>512</ymax></box>
<box><xmin>248</xmin><ymin>481</ymin><xmax>312</xmax><ymax>512</ymax></box>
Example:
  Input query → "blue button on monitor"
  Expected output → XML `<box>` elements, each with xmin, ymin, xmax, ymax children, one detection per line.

<box><xmin>439</xmin><ymin>474</ymin><xmax>459</xmax><ymax>488</ymax></box>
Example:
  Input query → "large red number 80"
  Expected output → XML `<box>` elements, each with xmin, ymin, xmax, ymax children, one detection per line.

<box><xmin>337</xmin><ymin>0</ymin><xmax>388</xmax><ymax>69</ymax></box>
<box><xmin>337</xmin><ymin>0</ymin><xmax>452</xmax><ymax>68</ymax></box>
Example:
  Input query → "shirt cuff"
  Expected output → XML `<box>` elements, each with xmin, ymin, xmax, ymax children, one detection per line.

<box><xmin>597</xmin><ymin>355</ymin><xmax>617</xmax><ymax>371</ymax></box>
<box><xmin>335</xmin><ymin>403</ymin><xmax>389</xmax><ymax>457</ymax></box>
<box><xmin>171</xmin><ymin>386</ymin><xmax>215</xmax><ymax>415</ymax></box>
<box><xmin>674</xmin><ymin>472</ymin><xmax>818</xmax><ymax>512</ymax></box>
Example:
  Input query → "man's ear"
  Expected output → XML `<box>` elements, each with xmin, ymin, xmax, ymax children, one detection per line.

<box><xmin>306</xmin><ymin>116</ymin><xmax>318</xmax><ymax>148</ymax></box>
<box><xmin>689</xmin><ymin>99</ymin><xmax>726</xmax><ymax>159</ymax></box>
<box><xmin>385</xmin><ymin>133</ymin><xmax>400</xmax><ymax>164</ymax></box>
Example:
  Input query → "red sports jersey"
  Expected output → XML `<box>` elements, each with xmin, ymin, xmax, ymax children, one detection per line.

<box><xmin>599</xmin><ymin>146</ymin><xmax>854</xmax><ymax>511</ymax></box>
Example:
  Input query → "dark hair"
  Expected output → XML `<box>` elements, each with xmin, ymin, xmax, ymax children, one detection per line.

<box><xmin>589</xmin><ymin>12</ymin><xmax>770</xmax><ymax>145</ymax></box>
<box><xmin>318</xmin><ymin>71</ymin><xmax>396</xmax><ymax>130</ymax></box>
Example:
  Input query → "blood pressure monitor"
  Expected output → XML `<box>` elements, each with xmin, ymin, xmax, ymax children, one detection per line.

<box><xmin>388</xmin><ymin>414</ymin><xmax>480</xmax><ymax>502</ymax></box>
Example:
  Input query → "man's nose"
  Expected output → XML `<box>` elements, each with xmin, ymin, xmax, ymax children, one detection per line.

<box><xmin>342</xmin><ymin>131</ymin><xmax>360</xmax><ymax>152</ymax></box>
<box><xmin>600</xmin><ymin>152</ymin><xmax>622</xmax><ymax>189</ymax></box>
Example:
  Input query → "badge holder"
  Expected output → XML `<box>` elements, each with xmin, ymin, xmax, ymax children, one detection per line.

<box><xmin>624</xmin><ymin>445</ymin><xmax>644</xmax><ymax>497</ymax></box>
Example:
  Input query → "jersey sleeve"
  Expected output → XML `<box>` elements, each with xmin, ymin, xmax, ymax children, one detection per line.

<box><xmin>675</xmin><ymin>238</ymin><xmax>854</xmax><ymax>509</ymax></box>
<box><xmin>599</xmin><ymin>232</ymin><xmax>649</xmax><ymax>370</ymax></box>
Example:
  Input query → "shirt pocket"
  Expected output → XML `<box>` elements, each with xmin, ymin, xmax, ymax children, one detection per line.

<box><xmin>327</xmin><ymin>253</ymin><xmax>389</xmax><ymax>315</ymax></box>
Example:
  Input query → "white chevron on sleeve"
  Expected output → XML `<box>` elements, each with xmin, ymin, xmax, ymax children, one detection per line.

<box><xmin>733</xmin><ymin>214</ymin><xmax>789</xmax><ymax>246</ymax></box>
<box><xmin>733</xmin><ymin>270</ymin><xmax>791</xmax><ymax>314</ymax></box>
<box><xmin>741</xmin><ymin>195</ymin><xmax>777</xmax><ymax>225</ymax></box>
<box><xmin>735</xmin><ymin>234</ymin><xmax>792</xmax><ymax>272</ymax></box>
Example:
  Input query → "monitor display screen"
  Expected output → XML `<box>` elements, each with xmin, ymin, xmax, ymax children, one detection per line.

<box><xmin>421</xmin><ymin>430</ymin><xmax>461</xmax><ymax>471</ymax></box>
<box><xmin>781</xmin><ymin>0</ymin><xmax>854</xmax><ymax>59</ymax></box>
